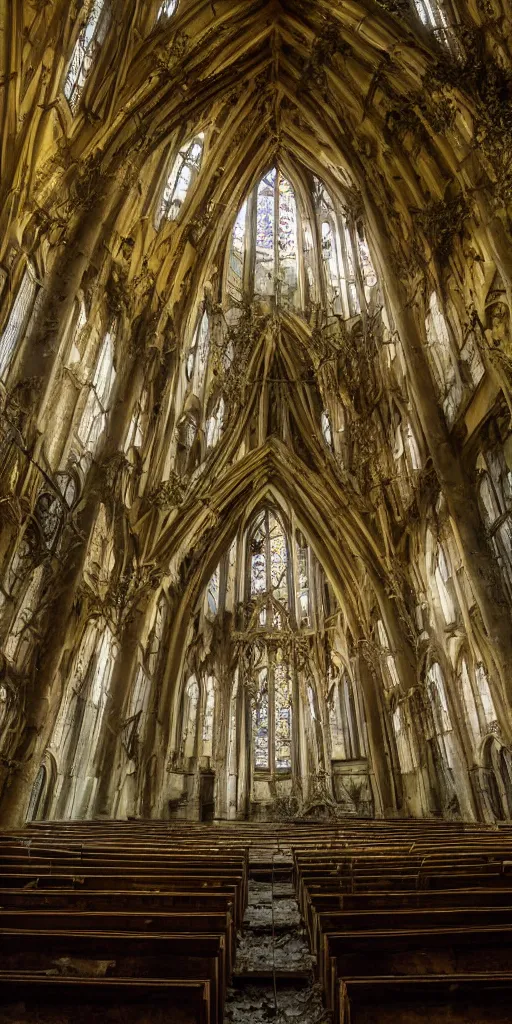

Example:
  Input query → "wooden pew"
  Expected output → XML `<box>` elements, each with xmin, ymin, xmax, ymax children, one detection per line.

<box><xmin>339</xmin><ymin>974</ymin><xmax>512</xmax><ymax>1023</ymax></box>
<box><xmin>0</xmin><ymin>972</ymin><xmax>211</xmax><ymax>1024</ymax></box>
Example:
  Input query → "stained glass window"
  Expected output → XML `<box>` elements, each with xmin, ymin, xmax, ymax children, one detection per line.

<box><xmin>274</xmin><ymin>652</ymin><xmax>292</xmax><ymax>769</ymax></box>
<box><xmin>251</xmin><ymin>654</ymin><xmax>292</xmax><ymax>772</ymax></box>
<box><xmin>253</xmin><ymin>667</ymin><xmax>270</xmax><ymax>769</ymax></box>
<box><xmin>64</xmin><ymin>0</ymin><xmax>107</xmax><ymax>112</ymax></box>
<box><xmin>278</xmin><ymin>176</ymin><xmax>298</xmax><ymax>302</ymax></box>
<box><xmin>158</xmin><ymin>134</ymin><xmax>204</xmax><ymax>225</ymax></box>
<box><xmin>254</xmin><ymin>170</ymin><xmax>275</xmax><ymax>297</ymax></box>
<box><xmin>297</xmin><ymin>532</ymin><xmax>310</xmax><ymax>625</ymax></box>
<box><xmin>249</xmin><ymin>509</ymin><xmax>289</xmax><ymax>626</ymax></box>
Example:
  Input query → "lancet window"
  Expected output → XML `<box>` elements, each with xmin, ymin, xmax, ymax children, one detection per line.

<box><xmin>64</xmin><ymin>0</ymin><xmax>108</xmax><ymax>112</ymax></box>
<box><xmin>225</xmin><ymin>171</ymin><xmax>377</xmax><ymax>320</ymax></box>
<box><xmin>3</xmin><ymin>565</ymin><xmax>45</xmax><ymax>669</ymax></box>
<box><xmin>157</xmin><ymin>134</ymin><xmax>204</xmax><ymax>225</ymax></box>
<box><xmin>426</xmin><ymin>532</ymin><xmax>458</xmax><ymax>627</ymax></box>
<box><xmin>426</xmin><ymin>661</ymin><xmax>455</xmax><ymax>769</ymax></box>
<box><xmin>54</xmin><ymin>619</ymin><xmax>118</xmax><ymax>794</ymax></box>
<box><xmin>202</xmin><ymin>676</ymin><xmax>216</xmax><ymax>756</ymax></box>
<box><xmin>458</xmin><ymin>657</ymin><xmax>498</xmax><ymax>751</ymax></box>
<box><xmin>392</xmin><ymin>699</ymin><xmax>419</xmax><ymax>774</ymax></box>
<box><xmin>227</xmin><ymin>169</ymin><xmax>300</xmax><ymax>306</ymax></box>
<box><xmin>376</xmin><ymin>619</ymin><xmax>401</xmax><ymax>691</ymax></box>
<box><xmin>248</xmin><ymin>509</ymin><xmax>289</xmax><ymax>627</ymax></box>
<box><xmin>478</xmin><ymin>446</ymin><xmax>512</xmax><ymax>600</ymax></box>
<box><xmin>0</xmin><ymin>264</ymin><xmax>38</xmax><ymax>381</ymax></box>
<box><xmin>315</xmin><ymin>182</ymin><xmax>361</xmax><ymax>318</ymax></box>
<box><xmin>186</xmin><ymin>309</ymin><xmax>210</xmax><ymax>395</ymax></box>
<box><xmin>252</xmin><ymin>648</ymin><xmax>292</xmax><ymax>772</ymax></box>
<box><xmin>425</xmin><ymin>293</ymin><xmax>462</xmax><ymax>426</ymax></box>
<box><xmin>328</xmin><ymin>670</ymin><xmax>363</xmax><ymax>760</ymax></box>
<box><xmin>75</xmin><ymin>325</ymin><xmax>116</xmax><ymax>470</ymax></box>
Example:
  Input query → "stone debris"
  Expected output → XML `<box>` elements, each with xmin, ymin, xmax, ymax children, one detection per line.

<box><xmin>226</xmin><ymin>879</ymin><xmax>327</xmax><ymax>1023</ymax></box>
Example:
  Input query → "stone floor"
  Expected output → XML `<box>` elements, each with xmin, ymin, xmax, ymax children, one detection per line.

<box><xmin>224</xmin><ymin>876</ymin><xmax>329</xmax><ymax>1024</ymax></box>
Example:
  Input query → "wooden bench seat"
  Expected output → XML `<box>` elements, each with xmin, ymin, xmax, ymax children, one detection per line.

<box><xmin>338</xmin><ymin>973</ymin><xmax>512</xmax><ymax>1023</ymax></box>
<box><xmin>0</xmin><ymin>971</ymin><xmax>211</xmax><ymax>1024</ymax></box>
<box><xmin>0</xmin><ymin>928</ymin><xmax>226</xmax><ymax>1023</ymax></box>
<box><xmin>323</xmin><ymin>923</ymin><xmax>512</xmax><ymax>1010</ymax></box>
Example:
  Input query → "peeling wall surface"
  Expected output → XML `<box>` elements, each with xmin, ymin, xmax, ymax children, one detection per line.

<box><xmin>1</xmin><ymin>0</ymin><xmax>512</xmax><ymax>828</ymax></box>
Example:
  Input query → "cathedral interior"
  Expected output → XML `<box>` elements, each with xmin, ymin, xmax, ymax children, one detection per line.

<box><xmin>2</xmin><ymin>0</ymin><xmax>512</xmax><ymax>1020</ymax></box>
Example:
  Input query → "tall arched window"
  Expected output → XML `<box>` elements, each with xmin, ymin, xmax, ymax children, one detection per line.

<box><xmin>227</xmin><ymin>201</ymin><xmax>248</xmax><ymax>301</ymax></box>
<box><xmin>186</xmin><ymin>309</ymin><xmax>210</xmax><ymax>395</ymax></box>
<box><xmin>64</xmin><ymin>0</ymin><xmax>108</xmax><ymax>112</ymax></box>
<box><xmin>426</xmin><ymin>661</ymin><xmax>455</xmax><ymax>769</ymax></box>
<box><xmin>376</xmin><ymin>619</ymin><xmax>401</xmax><ymax>691</ymax></box>
<box><xmin>238</xmin><ymin>168</ymin><xmax>299</xmax><ymax>305</ymax></box>
<box><xmin>425</xmin><ymin>292</ymin><xmax>462</xmax><ymax>426</ymax></box>
<box><xmin>248</xmin><ymin>508</ymin><xmax>289</xmax><ymax>626</ymax></box>
<box><xmin>75</xmin><ymin>324</ymin><xmax>116</xmax><ymax>471</ymax></box>
<box><xmin>478</xmin><ymin>446</ymin><xmax>512</xmax><ymax>601</ymax></box>
<box><xmin>328</xmin><ymin>670</ymin><xmax>363</xmax><ymax>760</ymax></box>
<box><xmin>315</xmin><ymin>181</ymin><xmax>360</xmax><ymax>317</ymax></box>
<box><xmin>458</xmin><ymin>656</ymin><xmax>498</xmax><ymax>751</ymax></box>
<box><xmin>0</xmin><ymin>263</ymin><xmax>38</xmax><ymax>381</ymax></box>
<box><xmin>252</xmin><ymin>647</ymin><xmax>292</xmax><ymax>772</ymax></box>
<box><xmin>157</xmin><ymin>134</ymin><xmax>204</xmax><ymax>225</ymax></box>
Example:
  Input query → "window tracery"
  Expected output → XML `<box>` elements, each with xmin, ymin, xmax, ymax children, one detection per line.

<box><xmin>75</xmin><ymin>325</ymin><xmax>116</xmax><ymax>470</ymax></box>
<box><xmin>458</xmin><ymin>657</ymin><xmax>498</xmax><ymax>751</ymax></box>
<box><xmin>64</xmin><ymin>0</ymin><xmax>108</xmax><ymax>112</ymax></box>
<box><xmin>425</xmin><ymin>293</ymin><xmax>462</xmax><ymax>426</ymax></box>
<box><xmin>328</xmin><ymin>670</ymin><xmax>363</xmax><ymax>760</ymax></box>
<box><xmin>248</xmin><ymin>509</ymin><xmax>289</xmax><ymax>626</ymax></box>
<box><xmin>426</xmin><ymin>661</ymin><xmax>455</xmax><ymax>769</ymax></box>
<box><xmin>478</xmin><ymin>446</ymin><xmax>512</xmax><ymax>600</ymax></box>
<box><xmin>252</xmin><ymin>648</ymin><xmax>292</xmax><ymax>772</ymax></box>
<box><xmin>157</xmin><ymin>134</ymin><xmax>204</xmax><ymax>225</ymax></box>
<box><xmin>0</xmin><ymin>264</ymin><xmax>38</xmax><ymax>381</ymax></box>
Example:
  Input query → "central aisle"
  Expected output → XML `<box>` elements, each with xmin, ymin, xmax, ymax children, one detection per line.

<box><xmin>225</xmin><ymin>844</ymin><xmax>328</xmax><ymax>1024</ymax></box>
